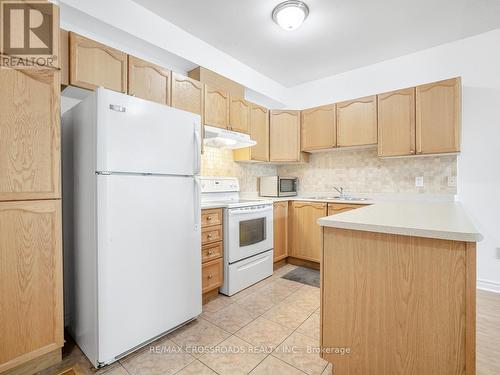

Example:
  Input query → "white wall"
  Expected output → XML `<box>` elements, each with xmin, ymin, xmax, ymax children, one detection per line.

<box><xmin>286</xmin><ymin>30</ymin><xmax>500</xmax><ymax>290</ymax></box>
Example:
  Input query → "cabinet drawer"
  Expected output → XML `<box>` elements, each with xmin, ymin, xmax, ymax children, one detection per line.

<box><xmin>202</xmin><ymin>242</ymin><xmax>223</xmax><ymax>263</ymax></box>
<box><xmin>201</xmin><ymin>225</ymin><xmax>222</xmax><ymax>245</ymax></box>
<box><xmin>201</xmin><ymin>209</ymin><xmax>223</xmax><ymax>227</ymax></box>
<box><xmin>202</xmin><ymin>258</ymin><xmax>223</xmax><ymax>293</ymax></box>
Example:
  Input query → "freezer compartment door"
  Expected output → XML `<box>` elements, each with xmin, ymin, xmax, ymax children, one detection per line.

<box><xmin>96</xmin><ymin>174</ymin><xmax>201</xmax><ymax>364</ymax></box>
<box><xmin>96</xmin><ymin>88</ymin><xmax>201</xmax><ymax>175</ymax></box>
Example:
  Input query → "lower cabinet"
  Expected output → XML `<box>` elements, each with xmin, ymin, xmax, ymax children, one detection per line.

<box><xmin>202</xmin><ymin>258</ymin><xmax>223</xmax><ymax>294</ymax></box>
<box><xmin>327</xmin><ymin>203</ymin><xmax>367</xmax><ymax>215</ymax></box>
<box><xmin>0</xmin><ymin>200</ymin><xmax>63</xmax><ymax>373</ymax></box>
<box><xmin>289</xmin><ymin>201</ymin><xmax>327</xmax><ymax>263</ymax></box>
<box><xmin>273</xmin><ymin>201</ymin><xmax>288</xmax><ymax>262</ymax></box>
<box><xmin>201</xmin><ymin>208</ymin><xmax>224</xmax><ymax>302</ymax></box>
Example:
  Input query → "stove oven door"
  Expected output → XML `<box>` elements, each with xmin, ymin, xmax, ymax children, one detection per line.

<box><xmin>226</xmin><ymin>204</ymin><xmax>274</xmax><ymax>263</ymax></box>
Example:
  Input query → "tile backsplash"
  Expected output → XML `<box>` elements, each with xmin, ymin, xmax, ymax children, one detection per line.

<box><xmin>278</xmin><ymin>148</ymin><xmax>457</xmax><ymax>195</ymax></box>
<box><xmin>201</xmin><ymin>146</ymin><xmax>457</xmax><ymax>195</ymax></box>
<box><xmin>201</xmin><ymin>147</ymin><xmax>277</xmax><ymax>192</ymax></box>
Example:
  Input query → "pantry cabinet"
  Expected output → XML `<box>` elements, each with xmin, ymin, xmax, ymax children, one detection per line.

<box><xmin>204</xmin><ymin>85</ymin><xmax>229</xmax><ymax>129</ymax></box>
<box><xmin>69</xmin><ymin>32</ymin><xmax>127</xmax><ymax>93</ymax></box>
<box><xmin>0</xmin><ymin>200</ymin><xmax>63</xmax><ymax>373</ymax></box>
<box><xmin>233</xmin><ymin>103</ymin><xmax>270</xmax><ymax>162</ymax></box>
<box><xmin>171</xmin><ymin>72</ymin><xmax>203</xmax><ymax>115</ymax></box>
<box><xmin>273</xmin><ymin>201</ymin><xmax>289</xmax><ymax>262</ymax></box>
<box><xmin>336</xmin><ymin>95</ymin><xmax>377</xmax><ymax>147</ymax></box>
<box><xmin>229</xmin><ymin>97</ymin><xmax>251</xmax><ymax>133</ymax></box>
<box><xmin>416</xmin><ymin>77</ymin><xmax>461</xmax><ymax>154</ymax></box>
<box><xmin>60</xmin><ymin>29</ymin><xmax>69</xmax><ymax>86</ymax></box>
<box><xmin>289</xmin><ymin>201</ymin><xmax>327</xmax><ymax>263</ymax></box>
<box><xmin>128</xmin><ymin>55</ymin><xmax>171</xmax><ymax>105</ymax></box>
<box><xmin>301</xmin><ymin>104</ymin><xmax>336</xmax><ymax>151</ymax></box>
<box><xmin>270</xmin><ymin>110</ymin><xmax>308</xmax><ymax>162</ymax></box>
<box><xmin>0</xmin><ymin>69</ymin><xmax>61</xmax><ymax>201</ymax></box>
<box><xmin>378</xmin><ymin>88</ymin><xmax>416</xmax><ymax>157</ymax></box>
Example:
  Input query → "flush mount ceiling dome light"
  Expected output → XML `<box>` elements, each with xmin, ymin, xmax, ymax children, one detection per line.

<box><xmin>272</xmin><ymin>0</ymin><xmax>309</xmax><ymax>31</ymax></box>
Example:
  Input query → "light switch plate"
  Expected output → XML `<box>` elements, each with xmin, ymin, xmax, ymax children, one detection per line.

<box><xmin>415</xmin><ymin>176</ymin><xmax>424</xmax><ymax>187</ymax></box>
<box><xmin>496</xmin><ymin>247</ymin><xmax>500</xmax><ymax>260</ymax></box>
<box><xmin>448</xmin><ymin>176</ymin><xmax>457</xmax><ymax>187</ymax></box>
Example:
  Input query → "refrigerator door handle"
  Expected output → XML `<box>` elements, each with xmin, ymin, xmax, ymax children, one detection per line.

<box><xmin>193</xmin><ymin>124</ymin><xmax>201</xmax><ymax>175</ymax></box>
<box><xmin>194</xmin><ymin>177</ymin><xmax>201</xmax><ymax>231</ymax></box>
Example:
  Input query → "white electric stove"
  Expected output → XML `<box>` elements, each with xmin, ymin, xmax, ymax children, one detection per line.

<box><xmin>200</xmin><ymin>177</ymin><xmax>274</xmax><ymax>296</ymax></box>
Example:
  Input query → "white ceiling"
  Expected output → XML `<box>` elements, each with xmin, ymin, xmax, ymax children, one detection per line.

<box><xmin>131</xmin><ymin>0</ymin><xmax>500</xmax><ymax>87</ymax></box>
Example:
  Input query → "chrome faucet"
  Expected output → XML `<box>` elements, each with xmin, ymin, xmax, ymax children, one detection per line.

<box><xmin>333</xmin><ymin>186</ymin><xmax>346</xmax><ymax>199</ymax></box>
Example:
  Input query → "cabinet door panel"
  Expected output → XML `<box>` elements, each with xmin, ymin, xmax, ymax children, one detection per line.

<box><xmin>229</xmin><ymin>97</ymin><xmax>250</xmax><ymax>133</ymax></box>
<box><xmin>301</xmin><ymin>104</ymin><xmax>336</xmax><ymax>151</ymax></box>
<box><xmin>0</xmin><ymin>200</ymin><xmax>63</xmax><ymax>373</ymax></box>
<box><xmin>290</xmin><ymin>201</ymin><xmax>326</xmax><ymax>262</ymax></box>
<box><xmin>69</xmin><ymin>32</ymin><xmax>127</xmax><ymax>93</ymax></box>
<box><xmin>204</xmin><ymin>85</ymin><xmax>229</xmax><ymax>129</ymax></box>
<box><xmin>416</xmin><ymin>78</ymin><xmax>461</xmax><ymax>154</ymax></box>
<box><xmin>337</xmin><ymin>96</ymin><xmax>377</xmax><ymax>147</ymax></box>
<box><xmin>128</xmin><ymin>55</ymin><xmax>170</xmax><ymax>105</ymax></box>
<box><xmin>249</xmin><ymin>104</ymin><xmax>269</xmax><ymax>161</ymax></box>
<box><xmin>270</xmin><ymin>110</ymin><xmax>301</xmax><ymax>161</ymax></box>
<box><xmin>171</xmin><ymin>73</ymin><xmax>203</xmax><ymax>115</ymax></box>
<box><xmin>273</xmin><ymin>201</ymin><xmax>288</xmax><ymax>262</ymax></box>
<box><xmin>378</xmin><ymin>88</ymin><xmax>416</xmax><ymax>157</ymax></box>
<box><xmin>0</xmin><ymin>69</ymin><xmax>60</xmax><ymax>201</ymax></box>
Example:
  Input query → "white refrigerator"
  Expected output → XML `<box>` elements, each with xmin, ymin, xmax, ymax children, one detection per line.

<box><xmin>62</xmin><ymin>88</ymin><xmax>202</xmax><ymax>368</ymax></box>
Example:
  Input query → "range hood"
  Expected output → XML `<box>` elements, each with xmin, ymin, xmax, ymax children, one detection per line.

<box><xmin>203</xmin><ymin>125</ymin><xmax>257</xmax><ymax>149</ymax></box>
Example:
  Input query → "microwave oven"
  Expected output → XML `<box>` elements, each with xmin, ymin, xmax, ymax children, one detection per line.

<box><xmin>259</xmin><ymin>176</ymin><xmax>298</xmax><ymax>197</ymax></box>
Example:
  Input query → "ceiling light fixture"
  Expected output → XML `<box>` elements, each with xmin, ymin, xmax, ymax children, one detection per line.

<box><xmin>272</xmin><ymin>0</ymin><xmax>309</xmax><ymax>31</ymax></box>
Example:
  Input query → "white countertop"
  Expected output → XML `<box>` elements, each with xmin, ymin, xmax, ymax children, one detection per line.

<box><xmin>317</xmin><ymin>201</ymin><xmax>482</xmax><ymax>242</ymax></box>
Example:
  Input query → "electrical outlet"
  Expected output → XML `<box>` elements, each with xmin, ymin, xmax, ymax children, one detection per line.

<box><xmin>415</xmin><ymin>176</ymin><xmax>424</xmax><ymax>187</ymax></box>
<box><xmin>448</xmin><ymin>176</ymin><xmax>457</xmax><ymax>187</ymax></box>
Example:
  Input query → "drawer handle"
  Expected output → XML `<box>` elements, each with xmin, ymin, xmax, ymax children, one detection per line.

<box><xmin>207</xmin><ymin>216</ymin><xmax>213</xmax><ymax>220</ymax></box>
<box><xmin>207</xmin><ymin>234</ymin><xmax>213</xmax><ymax>239</ymax></box>
<box><xmin>208</xmin><ymin>274</ymin><xmax>213</xmax><ymax>279</ymax></box>
<box><xmin>208</xmin><ymin>250</ymin><xmax>214</xmax><ymax>255</ymax></box>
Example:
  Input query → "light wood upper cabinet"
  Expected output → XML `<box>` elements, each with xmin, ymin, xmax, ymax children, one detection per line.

<box><xmin>0</xmin><ymin>200</ymin><xmax>63</xmax><ymax>373</ymax></box>
<box><xmin>128</xmin><ymin>55</ymin><xmax>171</xmax><ymax>105</ymax></box>
<box><xmin>0</xmin><ymin>69</ymin><xmax>60</xmax><ymax>201</ymax></box>
<box><xmin>229</xmin><ymin>97</ymin><xmax>251</xmax><ymax>133</ymax></box>
<box><xmin>234</xmin><ymin>103</ymin><xmax>270</xmax><ymax>162</ymax></box>
<box><xmin>416</xmin><ymin>77</ymin><xmax>461</xmax><ymax>154</ymax></box>
<box><xmin>301</xmin><ymin>104</ymin><xmax>336</xmax><ymax>151</ymax></box>
<box><xmin>289</xmin><ymin>201</ymin><xmax>327</xmax><ymax>263</ymax></box>
<box><xmin>188</xmin><ymin>66</ymin><xmax>245</xmax><ymax>99</ymax></box>
<box><xmin>69</xmin><ymin>32</ymin><xmax>127</xmax><ymax>93</ymax></box>
<box><xmin>204</xmin><ymin>85</ymin><xmax>229</xmax><ymax>129</ymax></box>
<box><xmin>336</xmin><ymin>95</ymin><xmax>377</xmax><ymax>147</ymax></box>
<box><xmin>251</xmin><ymin>104</ymin><xmax>270</xmax><ymax>161</ymax></box>
<box><xmin>273</xmin><ymin>201</ymin><xmax>288</xmax><ymax>262</ymax></box>
<box><xmin>378</xmin><ymin>88</ymin><xmax>416</xmax><ymax>157</ymax></box>
<box><xmin>270</xmin><ymin>110</ymin><xmax>308</xmax><ymax>162</ymax></box>
<box><xmin>171</xmin><ymin>72</ymin><xmax>203</xmax><ymax>115</ymax></box>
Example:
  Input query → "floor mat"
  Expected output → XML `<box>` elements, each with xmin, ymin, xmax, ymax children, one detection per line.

<box><xmin>281</xmin><ymin>266</ymin><xmax>320</xmax><ymax>287</ymax></box>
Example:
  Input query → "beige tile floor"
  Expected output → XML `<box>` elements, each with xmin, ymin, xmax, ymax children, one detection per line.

<box><xmin>39</xmin><ymin>264</ymin><xmax>500</xmax><ymax>375</ymax></box>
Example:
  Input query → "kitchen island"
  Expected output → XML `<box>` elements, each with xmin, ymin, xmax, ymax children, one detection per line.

<box><xmin>318</xmin><ymin>202</ymin><xmax>482</xmax><ymax>375</ymax></box>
